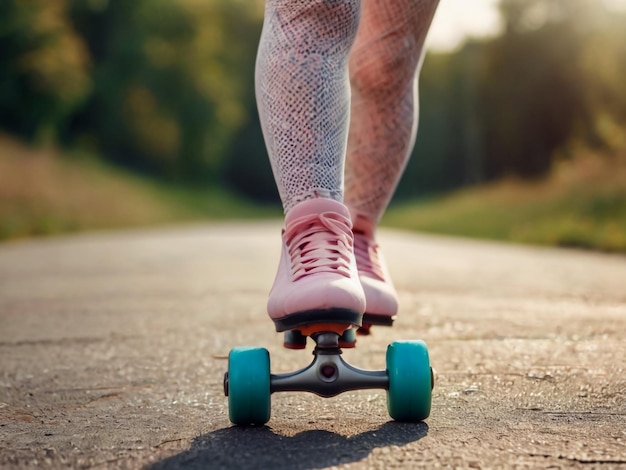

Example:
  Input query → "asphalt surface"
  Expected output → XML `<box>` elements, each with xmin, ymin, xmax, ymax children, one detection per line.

<box><xmin>0</xmin><ymin>222</ymin><xmax>625</xmax><ymax>469</ymax></box>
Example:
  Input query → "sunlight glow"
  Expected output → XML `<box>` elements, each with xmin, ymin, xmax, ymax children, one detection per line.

<box><xmin>426</xmin><ymin>0</ymin><xmax>626</xmax><ymax>52</ymax></box>
<box><xmin>604</xmin><ymin>0</ymin><xmax>626</xmax><ymax>10</ymax></box>
<box><xmin>426</xmin><ymin>0</ymin><xmax>502</xmax><ymax>52</ymax></box>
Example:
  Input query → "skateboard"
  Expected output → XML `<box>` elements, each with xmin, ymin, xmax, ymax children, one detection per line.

<box><xmin>223</xmin><ymin>323</ymin><xmax>433</xmax><ymax>425</ymax></box>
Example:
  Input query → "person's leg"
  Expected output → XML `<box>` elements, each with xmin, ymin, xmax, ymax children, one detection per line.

<box><xmin>257</xmin><ymin>0</ymin><xmax>361</xmax><ymax>211</ymax></box>
<box><xmin>256</xmin><ymin>0</ymin><xmax>366</xmax><ymax>334</ymax></box>
<box><xmin>344</xmin><ymin>0</ymin><xmax>439</xmax><ymax>328</ymax></box>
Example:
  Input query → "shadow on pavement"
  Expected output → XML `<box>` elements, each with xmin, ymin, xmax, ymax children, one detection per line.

<box><xmin>151</xmin><ymin>421</ymin><xmax>428</xmax><ymax>470</ymax></box>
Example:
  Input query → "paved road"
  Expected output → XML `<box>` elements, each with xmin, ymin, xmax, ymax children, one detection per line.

<box><xmin>0</xmin><ymin>222</ymin><xmax>625</xmax><ymax>469</ymax></box>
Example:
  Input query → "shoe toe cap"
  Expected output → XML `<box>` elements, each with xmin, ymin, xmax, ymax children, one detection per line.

<box><xmin>360</xmin><ymin>276</ymin><xmax>398</xmax><ymax>317</ymax></box>
<box><xmin>268</xmin><ymin>274</ymin><xmax>366</xmax><ymax>319</ymax></box>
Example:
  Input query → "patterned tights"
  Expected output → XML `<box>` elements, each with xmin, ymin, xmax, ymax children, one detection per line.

<box><xmin>256</xmin><ymin>0</ymin><xmax>439</xmax><ymax>223</ymax></box>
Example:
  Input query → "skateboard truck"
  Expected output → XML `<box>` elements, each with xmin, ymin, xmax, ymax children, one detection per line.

<box><xmin>224</xmin><ymin>331</ymin><xmax>433</xmax><ymax>426</ymax></box>
<box><xmin>268</xmin><ymin>332</ymin><xmax>389</xmax><ymax>398</ymax></box>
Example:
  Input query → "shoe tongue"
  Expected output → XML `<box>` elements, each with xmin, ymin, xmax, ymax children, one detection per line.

<box><xmin>285</xmin><ymin>198</ymin><xmax>350</xmax><ymax>225</ymax></box>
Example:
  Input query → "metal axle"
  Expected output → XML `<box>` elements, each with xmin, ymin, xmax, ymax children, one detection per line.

<box><xmin>269</xmin><ymin>332</ymin><xmax>389</xmax><ymax>398</ymax></box>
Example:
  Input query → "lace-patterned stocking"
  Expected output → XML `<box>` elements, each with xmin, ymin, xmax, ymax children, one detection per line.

<box><xmin>345</xmin><ymin>0</ymin><xmax>439</xmax><ymax>224</ymax></box>
<box><xmin>256</xmin><ymin>0</ymin><xmax>361</xmax><ymax>213</ymax></box>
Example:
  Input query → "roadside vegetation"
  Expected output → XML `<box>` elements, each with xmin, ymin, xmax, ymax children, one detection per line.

<box><xmin>3</xmin><ymin>133</ymin><xmax>624</xmax><ymax>253</ymax></box>
<box><xmin>0</xmin><ymin>135</ymin><xmax>279</xmax><ymax>241</ymax></box>
<box><xmin>385</xmin><ymin>150</ymin><xmax>626</xmax><ymax>252</ymax></box>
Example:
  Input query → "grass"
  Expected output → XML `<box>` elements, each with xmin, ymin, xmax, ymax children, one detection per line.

<box><xmin>0</xmin><ymin>134</ymin><xmax>280</xmax><ymax>240</ymax></box>
<box><xmin>383</xmin><ymin>151</ymin><xmax>626</xmax><ymax>253</ymax></box>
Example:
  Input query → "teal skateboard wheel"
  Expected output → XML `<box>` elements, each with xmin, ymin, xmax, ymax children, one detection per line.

<box><xmin>227</xmin><ymin>346</ymin><xmax>271</xmax><ymax>425</ymax></box>
<box><xmin>386</xmin><ymin>340</ymin><xmax>432</xmax><ymax>422</ymax></box>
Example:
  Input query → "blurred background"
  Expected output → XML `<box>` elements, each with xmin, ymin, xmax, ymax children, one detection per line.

<box><xmin>1</xmin><ymin>0</ymin><xmax>625</xmax><ymax>251</ymax></box>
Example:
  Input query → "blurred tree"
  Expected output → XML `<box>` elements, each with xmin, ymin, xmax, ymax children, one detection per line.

<box><xmin>68</xmin><ymin>0</ymin><xmax>264</xmax><ymax>183</ymax></box>
<box><xmin>477</xmin><ymin>0</ymin><xmax>590</xmax><ymax>179</ymax></box>
<box><xmin>577</xmin><ymin>5</ymin><xmax>626</xmax><ymax>151</ymax></box>
<box><xmin>2</xmin><ymin>0</ymin><xmax>624</xmax><ymax>203</ymax></box>
<box><xmin>397</xmin><ymin>0</ymin><xmax>626</xmax><ymax>197</ymax></box>
<box><xmin>0</xmin><ymin>0</ymin><xmax>91</xmax><ymax>142</ymax></box>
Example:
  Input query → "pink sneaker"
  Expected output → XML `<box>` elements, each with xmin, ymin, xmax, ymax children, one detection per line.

<box><xmin>351</xmin><ymin>213</ymin><xmax>399</xmax><ymax>330</ymax></box>
<box><xmin>268</xmin><ymin>199</ymin><xmax>366</xmax><ymax>334</ymax></box>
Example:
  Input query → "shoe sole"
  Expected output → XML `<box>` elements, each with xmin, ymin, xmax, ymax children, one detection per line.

<box><xmin>362</xmin><ymin>312</ymin><xmax>396</xmax><ymax>326</ymax></box>
<box><xmin>357</xmin><ymin>312</ymin><xmax>396</xmax><ymax>335</ymax></box>
<box><xmin>273</xmin><ymin>308</ymin><xmax>363</xmax><ymax>333</ymax></box>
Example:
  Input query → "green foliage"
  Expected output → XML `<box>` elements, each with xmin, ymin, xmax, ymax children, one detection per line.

<box><xmin>0</xmin><ymin>134</ymin><xmax>279</xmax><ymax>241</ymax></box>
<box><xmin>397</xmin><ymin>0</ymin><xmax>626</xmax><ymax>199</ymax></box>
<box><xmin>0</xmin><ymin>0</ymin><xmax>91</xmax><ymax>141</ymax></box>
<box><xmin>478</xmin><ymin>18</ymin><xmax>587</xmax><ymax>177</ymax></box>
<box><xmin>385</xmin><ymin>153</ymin><xmax>626</xmax><ymax>252</ymax></box>
<box><xmin>1</xmin><ymin>0</ymin><xmax>625</xmax><ymax>203</ymax></box>
<box><xmin>67</xmin><ymin>0</ymin><xmax>263</xmax><ymax>182</ymax></box>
